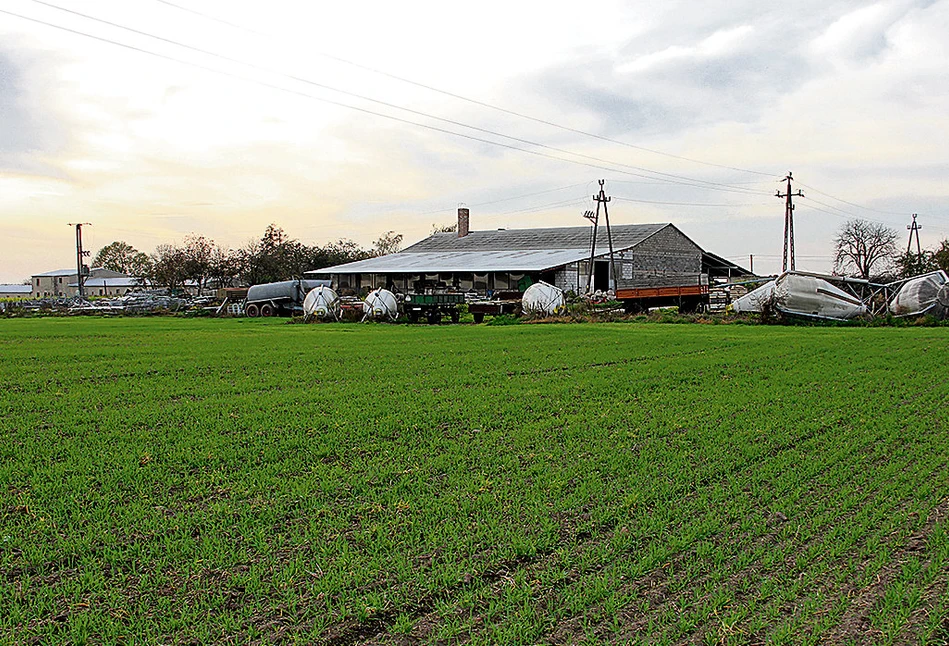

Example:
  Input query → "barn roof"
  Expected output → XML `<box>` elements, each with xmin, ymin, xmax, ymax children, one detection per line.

<box><xmin>68</xmin><ymin>277</ymin><xmax>142</xmax><ymax>288</ymax></box>
<box><xmin>309</xmin><ymin>223</ymin><xmax>671</xmax><ymax>274</ymax></box>
<box><xmin>33</xmin><ymin>268</ymin><xmax>78</xmax><ymax>277</ymax></box>
<box><xmin>0</xmin><ymin>284</ymin><xmax>32</xmax><ymax>294</ymax></box>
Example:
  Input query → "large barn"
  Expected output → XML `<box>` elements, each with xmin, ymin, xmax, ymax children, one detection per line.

<box><xmin>308</xmin><ymin>209</ymin><xmax>751</xmax><ymax>308</ymax></box>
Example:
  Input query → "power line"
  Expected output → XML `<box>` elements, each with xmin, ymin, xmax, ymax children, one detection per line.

<box><xmin>417</xmin><ymin>183</ymin><xmax>590</xmax><ymax>215</ymax></box>
<box><xmin>494</xmin><ymin>197</ymin><xmax>589</xmax><ymax>216</ymax></box>
<box><xmin>151</xmin><ymin>0</ymin><xmax>780</xmax><ymax>179</ymax></box>
<box><xmin>16</xmin><ymin>2</ymin><xmax>773</xmax><ymax>196</ymax></box>
<box><xmin>0</xmin><ymin>8</ymin><xmax>754</xmax><ymax>191</ymax></box>
<box><xmin>795</xmin><ymin>181</ymin><xmax>908</xmax><ymax>216</ymax></box>
<box><xmin>612</xmin><ymin>196</ymin><xmax>769</xmax><ymax>207</ymax></box>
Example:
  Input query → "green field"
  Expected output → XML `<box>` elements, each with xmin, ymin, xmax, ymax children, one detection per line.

<box><xmin>1</xmin><ymin>318</ymin><xmax>948</xmax><ymax>645</ymax></box>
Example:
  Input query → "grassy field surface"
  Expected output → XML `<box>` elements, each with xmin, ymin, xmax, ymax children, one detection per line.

<box><xmin>1</xmin><ymin>318</ymin><xmax>948</xmax><ymax>645</ymax></box>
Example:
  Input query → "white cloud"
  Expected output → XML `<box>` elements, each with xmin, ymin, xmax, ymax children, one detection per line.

<box><xmin>616</xmin><ymin>25</ymin><xmax>755</xmax><ymax>74</ymax></box>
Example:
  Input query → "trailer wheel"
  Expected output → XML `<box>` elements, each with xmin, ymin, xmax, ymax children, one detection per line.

<box><xmin>408</xmin><ymin>310</ymin><xmax>419</xmax><ymax>324</ymax></box>
<box><xmin>260</xmin><ymin>303</ymin><xmax>275</xmax><ymax>317</ymax></box>
<box><xmin>450</xmin><ymin>309</ymin><xmax>460</xmax><ymax>324</ymax></box>
<box><xmin>245</xmin><ymin>303</ymin><xmax>260</xmax><ymax>318</ymax></box>
<box><xmin>473</xmin><ymin>312</ymin><xmax>484</xmax><ymax>324</ymax></box>
<box><xmin>427</xmin><ymin>310</ymin><xmax>440</xmax><ymax>325</ymax></box>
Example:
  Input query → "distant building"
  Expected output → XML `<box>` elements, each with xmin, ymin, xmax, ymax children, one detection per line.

<box><xmin>69</xmin><ymin>276</ymin><xmax>143</xmax><ymax>297</ymax></box>
<box><xmin>31</xmin><ymin>268</ymin><xmax>129</xmax><ymax>298</ymax></box>
<box><xmin>0</xmin><ymin>284</ymin><xmax>32</xmax><ymax>299</ymax></box>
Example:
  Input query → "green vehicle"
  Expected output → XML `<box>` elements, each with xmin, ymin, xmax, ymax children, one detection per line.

<box><xmin>403</xmin><ymin>292</ymin><xmax>465</xmax><ymax>324</ymax></box>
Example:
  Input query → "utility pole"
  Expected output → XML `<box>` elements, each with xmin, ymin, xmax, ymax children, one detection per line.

<box><xmin>776</xmin><ymin>172</ymin><xmax>803</xmax><ymax>272</ymax></box>
<box><xmin>749</xmin><ymin>254</ymin><xmax>754</xmax><ymax>274</ymax></box>
<box><xmin>596</xmin><ymin>179</ymin><xmax>617</xmax><ymax>292</ymax></box>
<box><xmin>907</xmin><ymin>213</ymin><xmax>922</xmax><ymax>256</ymax></box>
<box><xmin>583</xmin><ymin>208</ymin><xmax>598</xmax><ymax>294</ymax></box>
<box><xmin>68</xmin><ymin>223</ymin><xmax>92</xmax><ymax>298</ymax></box>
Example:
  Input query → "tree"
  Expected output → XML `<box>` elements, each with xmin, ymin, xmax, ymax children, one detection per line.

<box><xmin>431</xmin><ymin>222</ymin><xmax>457</xmax><ymax>234</ymax></box>
<box><xmin>373</xmin><ymin>231</ymin><xmax>403</xmax><ymax>257</ymax></box>
<box><xmin>833</xmin><ymin>219</ymin><xmax>898</xmax><ymax>280</ymax></box>
<box><xmin>306</xmin><ymin>239</ymin><xmax>372</xmax><ymax>271</ymax></box>
<box><xmin>180</xmin><ymin>235</ymin><xmax>215</xmax><ymax>292</ymax></box>
<box><xmin>894</xmin><ymin>250</ymin><xmax>937</xmax><ymax>278</ymax></box>
<box><xmin>149</xmin><ymin>244</ymin><xmax>187</xmax><ymax>293</ymax></box>
<box><xmin>93</xmin><ymin>241</ymin><xmax>151</xmax><ymax>279</ymax></box>
<box><xmin>934</xmin><ymin>239</ymin><xmax>949</xmax><ymax>274</ymax></box>
<box><xmin>207</xmin><ymin>246</ymin><xmax>243</xmax><ymax>289</ymax></box>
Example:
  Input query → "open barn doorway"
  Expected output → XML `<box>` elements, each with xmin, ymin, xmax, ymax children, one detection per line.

<box><xmin>593</xmin><ymin>261</ymin><xmax>610</xmax><ymax>291</ymax></box>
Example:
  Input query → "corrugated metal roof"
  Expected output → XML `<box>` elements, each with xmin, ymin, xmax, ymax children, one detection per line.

<box><xmin>33</xmin><ymin>268</ymin><xmax>77</xmax><ymax>277</ymax></box>
<box><xmin>0</xmin><ymin>284</ymin><xmax>32</xmax><ymax>293</ymax></box>
<box><xmin>404</xmin><ymin>223</ymin><xmax>667</xmax><ymax>252</ymax></box>
<box><xmin>309</xmin><ymin>223</ymin><xmax>670</xmax><ymax>274</ymax></box>
<box><xmin>69</xmin><ymin>277</ymin><xmax>142</xmax><ymax>287</ymax></box>
<box><xmin>308</xmin><ymin>249</ymin><xmax>601</xmax><ymax>274</ymax></box>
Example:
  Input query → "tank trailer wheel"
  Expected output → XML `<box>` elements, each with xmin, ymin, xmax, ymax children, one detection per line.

<box><xmin>245</xmin><ymin>303</ymin><xmax>260</xmax><ymax>317</ymax></box>
<box><xmin>260</xmin><ymin>303</ymin><xmax>275</xmax><ymax>317</ymax></box>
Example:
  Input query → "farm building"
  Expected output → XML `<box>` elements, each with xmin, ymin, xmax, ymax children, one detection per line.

<box><xmin>69</xmin><ymin>276</ymin><xmax>143</xmax><ymax>297</ymax></box>
<box><xmin>31</xmin><ymin>268</ymin><xmax>129</xmax><ymax>298</ymax></box>
<box><xmin>308</xmin><ymin>209</ymin><xmax>751</xmax><ymax>308</ymax></box>
<box><xmin>0</xmin><ymin>284</ymin><xmax>32</xmax><ymax>299</ymax></box>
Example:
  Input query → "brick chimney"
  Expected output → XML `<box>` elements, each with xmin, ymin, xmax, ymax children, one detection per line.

<box><xmin>457</xmin><ymin>207</ymin><xmax>470</xmax><ymax>238</ymax></box>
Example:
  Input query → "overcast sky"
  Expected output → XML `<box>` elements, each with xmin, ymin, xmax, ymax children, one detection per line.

<box><xmin>2</xmin><ymin>0</ymin><xmax>948</xmax><ymax>282</ymax></box>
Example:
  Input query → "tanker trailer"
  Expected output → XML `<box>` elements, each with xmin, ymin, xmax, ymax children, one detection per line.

<box><xmin>244</xmin><ymin>278</ymin><xmax>330</xmax><ymax>317</ymax></box>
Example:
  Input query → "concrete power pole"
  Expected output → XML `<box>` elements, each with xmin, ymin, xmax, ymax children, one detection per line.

<box><xmin>907</xmin><ymin>213</ymin><xmax>922</xmax><ymax>256</ymax></box>
<box><xmin>68</xmin><ymin>223</ymin><xmax>92</xmax><ymax>298</ymax></box>
<box><xmin>776</xmin><ymin>172</ymin><xmax>803</xmax><ymax>272</ymax></box>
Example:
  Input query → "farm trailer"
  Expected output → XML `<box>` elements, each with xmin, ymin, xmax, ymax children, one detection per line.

<box><xmin>403</xmin><ymin>292</ymin><xmax>466</xmax><ymax>324</ymax></box>
<box><xmin>616</xmin><ymin>283</ymin><xmax>710</xmax><ymax>313</ymax></box>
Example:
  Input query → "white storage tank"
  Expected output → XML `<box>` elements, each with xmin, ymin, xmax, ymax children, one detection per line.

<box><xmin>303</xmin><ymin>285</ymin><xmax>339</xmax><ymax>320</ymax></box>
<box><xmin>889</xmin><ymin>270</ymin><xmax>949</xmax><ymax>319</ymax></box>
<box><xmin>363</xmin><ymin>288</ymin><xmax>399</xmax><ymax>320</ymax></box>
<box><xmin>522</xmin><ymin>281</ymin><xmax>565</xmax><ymax>316</ymax></box>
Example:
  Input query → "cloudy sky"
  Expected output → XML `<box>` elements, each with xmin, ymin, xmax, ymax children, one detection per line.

<box><xmin>2</xmin><ymin>0</ymin><xmax>948</xmax><ymax>282</ymax></box>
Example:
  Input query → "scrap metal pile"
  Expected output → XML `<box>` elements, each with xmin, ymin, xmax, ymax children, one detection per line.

<box><xmin>732</xmin><ymin>270</ymin><xmax>949</xmax><ymax>321</ymax></box>
<box><xmin>2</xmin><ymin>292</ymin><xmax>211</xmax><ymax>315</ymax></box>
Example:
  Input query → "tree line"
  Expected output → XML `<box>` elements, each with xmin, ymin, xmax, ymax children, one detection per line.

<box><xmin>92</xmin><ymin>225</ymin><xmax>403</xmax><ymax>291</ymax></box>
<box><xmin>832</xmin><ymin>218</ymin><xmax>948</xmax><ymax>280</ymax></box>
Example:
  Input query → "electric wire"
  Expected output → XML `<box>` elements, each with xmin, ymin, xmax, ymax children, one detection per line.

<box><xmin>796</xmin><ymin>181</ymin><xmax>909</xmax><ymax>217</ymax></box>
<box><xmin>17</xmin><ymin>1</ymin><xmax>774</xmax><ymax>196</ymax></box>
<box><xmin>150</xmin><ymin>0</ymin><xmax>780</xmax><ymax>179</ymax></box>
<box><xmin>2</xmin><ymin>8</ymin><xmax>775</xmax><ymax>192</ymax></box>
<box><xmin>612</xmin><ymin>197</ymin><xmax>770</xmax><ymax>207</ymax></box>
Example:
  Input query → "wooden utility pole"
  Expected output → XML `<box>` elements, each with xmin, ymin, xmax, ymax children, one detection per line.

<box><xmin>776</xmin><ymin>172</ymin><xmax>803</xmax><ymax>272</ymax></box>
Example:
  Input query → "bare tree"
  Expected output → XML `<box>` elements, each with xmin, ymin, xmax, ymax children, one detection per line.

<box><xmin>833</xmin><ymin>219</ymin><xmax>898</xmax><ymax>279</ymax></box>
